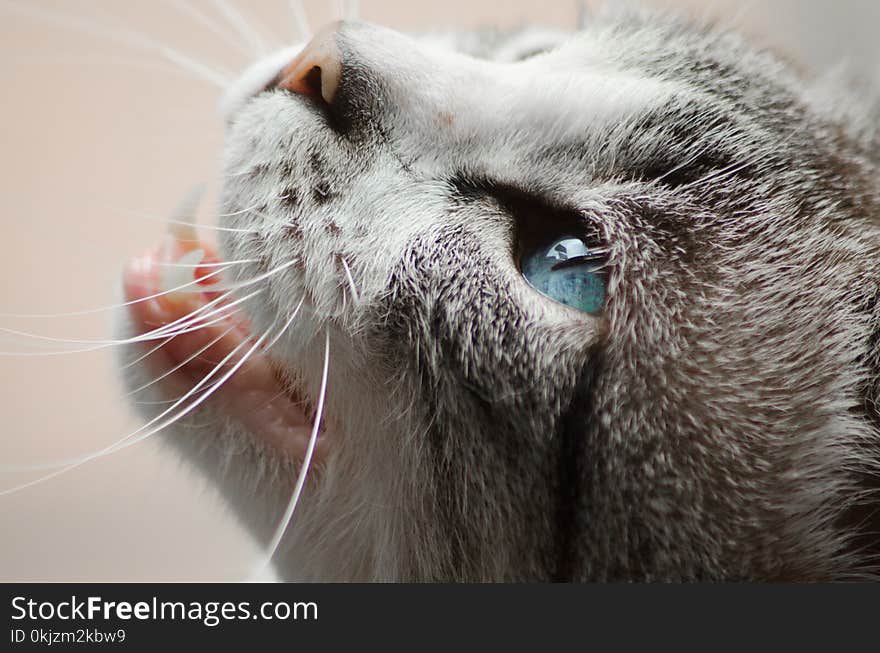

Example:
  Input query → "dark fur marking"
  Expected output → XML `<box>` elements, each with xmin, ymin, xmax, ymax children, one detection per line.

<box><xmin>553</xmin><ymin>346</ymin><xmax>604</xmax><ymax>581</ymax></box>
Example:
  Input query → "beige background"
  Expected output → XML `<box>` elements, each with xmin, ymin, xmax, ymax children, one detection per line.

<box><xmin>0</xmin><ymin>0</ymin><xmax>876</xmax><ymax>581</ymax></box>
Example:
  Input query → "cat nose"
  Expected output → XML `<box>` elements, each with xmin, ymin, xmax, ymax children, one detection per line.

<box><xmin>272</xmin><ymin>22</ymin><xmax>342</xmax><ymax>105</ymax></box>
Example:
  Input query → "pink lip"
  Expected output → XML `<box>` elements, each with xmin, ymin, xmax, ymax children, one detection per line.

<box><xmin>123</xmin><ymin>239</ymin><xmax>330</xmax><ymax>464</ymax></box>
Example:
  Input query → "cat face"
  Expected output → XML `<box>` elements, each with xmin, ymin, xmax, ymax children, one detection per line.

<box><xmin>211</xmin><ymin>10</ymin><xmax>880</xmax><ymax>580</ymax></box>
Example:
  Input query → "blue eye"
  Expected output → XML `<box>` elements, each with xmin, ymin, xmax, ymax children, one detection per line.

<box><xmin>521</xmin><ymin>236</ymin><xmax>607</xmax><ymax>315</ymax></box>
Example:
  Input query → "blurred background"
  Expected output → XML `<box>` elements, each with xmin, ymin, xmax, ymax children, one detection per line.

<box><xmin>0</xmin><ymin>0</ymin><xmax>877</xmax><ymax>581</ymax></box>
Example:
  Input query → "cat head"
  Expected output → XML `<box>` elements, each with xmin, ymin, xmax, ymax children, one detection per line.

<box><xmin>215</xmin><ymin>8</ymin><xmax>880</xmax><ymax>580</ymax></box>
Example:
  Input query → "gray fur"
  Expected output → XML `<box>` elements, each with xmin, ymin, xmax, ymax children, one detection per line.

<box><xmin>120</xmin><ymin>6</ymin><xmax>880</xmax><ymax>580</ymax></box>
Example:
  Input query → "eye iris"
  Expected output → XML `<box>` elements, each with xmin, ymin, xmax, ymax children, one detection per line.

<box><xmin>521</xmin><ymin>237</ymin><xmax>606</xmax><ymax>315</ymax></box>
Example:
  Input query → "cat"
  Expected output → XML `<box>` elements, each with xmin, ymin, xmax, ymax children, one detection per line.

<box><xmin>116</xmin><ymin>4</ymin><xmax>880</xmax><ymax>581</ymax></box>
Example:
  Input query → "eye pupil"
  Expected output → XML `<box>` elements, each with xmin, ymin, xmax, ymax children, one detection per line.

<box><xmin>521</xmin><ymin>236</ymin><xmax>606</xmax><ymax>315</ymax></box>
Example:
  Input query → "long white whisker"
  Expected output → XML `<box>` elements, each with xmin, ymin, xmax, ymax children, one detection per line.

<box><xmin>0</xmin><ymin>331</ymin><xmax>256</xmax><ymax>477</ymax></box>
<box><xmin>120</xmin><ymin>208</ymin><xmax>261</xmax><ymax>233</ymax></box>
<box><xmin>250</xmin><ymin>329</ymin><xmax>330</xmax><ymax>579</ymax></box>
<box><xmin>0</xmin><ymin>250</ymin><xmax>286</xmax><ymax>326</ymax></box>
<box><xmin>339</xmin><ymin>257</ymin><xmax>361</xmax><ymax>305</ymax></box>
<box><xmin>135</xmin><ymin>294</ymin><xmax>248</xmax><ymax>340</ymax></box>
<box><xmin>121</xmin><ymin>335</ymin><xmax>176</xmax><ymax>370</ymax></box>
<box><xmin>132</xmin><ymin>298</ymin><xmax>301</xmax><ymax>403</ymax></box>
<box><xmin>160</xmin><ymin>0</ymin><xmax>252</xmax><ymax>57</ymax></box>
<box><xmin>126</xmin><ymin>325</ymin><xmax>238</xmax><ymax>396</ymax></box>
<box><xmin>0</xmin><ymin>261</ymin><xmax>251</xmax><ymax>319</ymax></box>
<box><xmin>3</xmin><ymin>293</ymin><xmax>310</xmax><ymax>477</ymax></box>
<box><xmin>210</xmin><ymin>0</ymin><xmax>269</xmax><ymax>56</ymax></box>
<box><xmin>215</xmin><ymin>199</ymin><xmax>278</xmax><ymax>218</ymax></box>
<box><xmin>115</xmin><ymin>196</ymin><xmax>270</xmax><ymax>223</ymax></box>
<box><xmin>0</xmin><ymin>0</ymin><xmax>233</xmax><ymax>88</ymax></box>
<box><xmin>156</xmin><ymin>259</ymin><xmax>257</xmax><ymax>269</ymax></box>
<box><xmin>0</xmin><ymin>267</ymin><xmax>226</xmax><ymax>319</ymax></box>
<box><xmin>9</xmin><ymin>53</ymin><xmax>199</xmax><ymax>78</ymax></box>
<box><xmin>0</xmin><ymin>287</ymin><xmax>259</xmax><ymax>353</ymax></box>
<box><xmin>164</xmin><ymin>218</ymin><xmax>259</xmax><ymax>234</ymax></box>
<box><xmin>118</xmin><ymin>284</ymin><xmax>249</xmax><ymax>338</ymax></box>
<box><xmin>262</xmin><ymin>298</ymin><xmax>305</xmax><ymax>352</ymax></box>
<box><xmin>155</xmin><ymin>46</ymin><xmax>233</xmax><ymax>88</ymax></box>
<box><xmin>0</xmin><ymin>307</ymin><xmax>238</xmax><ymax>356</ymax></box>
<box><xmin>0</xmin><ymin>316</ymin><xmax>284</xmax><ymax>483</ymax></box>
<box><xmin>166</xmin><ymin>258</ymin><xmax>298</xmax><ymax>294</ymax></box>
<box><xmin>0</xmin><ymin>269</ymin><xmax>230</xmax><ymax>342</ymax></box>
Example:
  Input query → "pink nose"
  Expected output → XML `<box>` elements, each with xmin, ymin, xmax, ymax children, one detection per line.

<box><xmin>275</xmin><ymin>22</ymin><xmax>342</xmax><ymax>104</ymax></box>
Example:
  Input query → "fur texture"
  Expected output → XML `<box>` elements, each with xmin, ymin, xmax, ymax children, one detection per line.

<box><xmin>119</xmin><ymin>6</ymin><xmax>880</xmax><ymax>581</ymax></box>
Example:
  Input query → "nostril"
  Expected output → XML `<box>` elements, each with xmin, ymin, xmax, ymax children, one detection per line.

<box><xmin>299</xmin><ymin>65</ymin><xmax>325</xmax><ymax>99</ymax></box>
<box><xmin>274</xmin><ymin>23</ymin><xmax>342</xmax><ymax>106</ymax></box>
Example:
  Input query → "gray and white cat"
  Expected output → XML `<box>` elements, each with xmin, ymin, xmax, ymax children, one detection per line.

<box><xmin>118</xmin><ymin>4</ymin><xmax>880</xmax><ymax>581</ymax></box>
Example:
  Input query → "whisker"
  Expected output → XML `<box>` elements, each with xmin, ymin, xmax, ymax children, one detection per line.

<box><xmin>261</xmin><ymin>297</ymin><xmax>305</xmax><ymax>352</ymax></box>
<box><xmin>131</xmin><ymin>299</ymin><xmax>301</xmax><ymax>402</ymax></box>
<box><xmin>0</xmin><ymin>306</ymin><xmax>236</xmax><ymax>355</ymax></box>
<box><xmin>112</xmin><ymin>284</ymin><xmax>250</xmax><ymax>340</ymax></box>
<box><xmin>0</xmin><ymin>287</ymin><xmax>258</xmax><ymax>353</ymax></box>
<box><xmin>121</xmin><ymin>335</ymin><xmax>177</xmax><ymax>370</ymax></box>
<box><xmin>166</xmin><ymin>258</ymin><xmax>299</xmax><ymax>294</ymax></box>
<box><xmin>210</xmin><ymin>0</ymin><xmax>270</xmax><ymax>56</ymax></box>
<box><xmin>9</xmin><ymin>53</ymin><xmax>201</xmax><ymax>78</ymax></box>
<box><xmin>2</xmin><ymin>251</ymin><xmax>289</xmax><ymax>325</ymax></box>
<box><xmin>0</xmin><ymin>314</ymin><xmax>285</xmax><ymax>484</ymax></box>
<box><xmin>156</xmin><ymin>259</ymin><xmax>257</xmax><ymax>269</ymax></box>
<box><xmin>121</xmin><ymin>208</ymin><xmax>262</xmax><ymax>233</ymax></box>
<box><xmin>126</xmin><ymin>324</ymin><xmax>239</xmax><ymax>396</ymax></box>
<box><xmin>0</xmin><ymin>0</ymin><xmax>234</xmax><ymax>89</ymax></box>
<box><xmin>157</xmin><ymin>45</ymin><xmax>234</xmax><ymax>88</ymax></box>
<box><xmin>250</xmin><ymin>328</ymin><xmax>330</xmax><ymax>579</ymax></box>
<box><xmin>339</xmin><ymin>257</ymin><xmax>361</xmax><ymax>305</ymax></box>
<box><xmin>0</xmin><ymin>329</ymin><xmax>257</xmax><ymax>476</ymax></box>
<box><xmin>215</xmin><ymin>197</ymin><xmax>278</xmax><ymax>218</ymax></box>
<box><xmin>165</xmin><ymin>218</ymin><xmax>260</xmax><ymax>234</ymax></box>
<box><xmin>160</xmin><ymin>0</ymin><xmax>252</xmax><ymax>58</ymax></box>
<box><xmin>215</xmin><ymin>199</ymin><xmax>279</xmax><ymax>218</ymax></box>
<box><xmin>136</xmin><ymin>294</ymin><xmax>249</xmax><ymax>340</ymax></box>
<box><xmin>0</xmin><ymin>262</ymin><xmax>222</xmax><ymax>319</ymax></box>
<box><xmin>123</xmin><ymin>195</ymin><xmax>270</xmax><ymax>223</ymax></box>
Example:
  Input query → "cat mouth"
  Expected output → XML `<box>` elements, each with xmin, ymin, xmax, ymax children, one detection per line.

<box><xmin>122</xmin><ymin>234</ymin><xmax>330</xmax><ymax>464</ymax></box>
